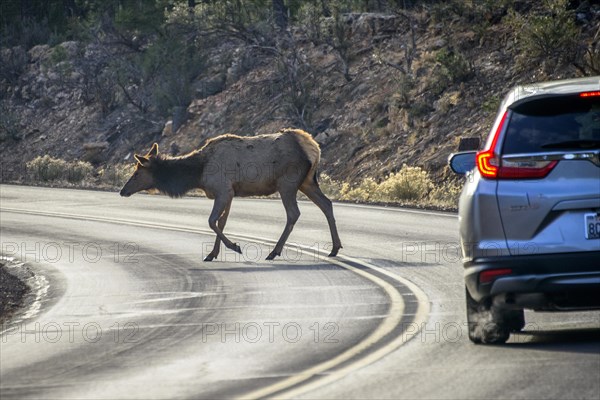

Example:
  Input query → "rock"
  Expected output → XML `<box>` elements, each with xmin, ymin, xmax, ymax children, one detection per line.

<box><xmin>84</xmin><ymin>43</ymin><xmax>102</xmax><ymax>60</ymax></box>
<box><xmin>354</xmin><ymin>13</ymin><xmax>399</xmax><ymax>36</ymax></box>
<box><xmin>58</xmin><ymin>41</ymin><xmax>80</xmax><ymax>58</ymax></box>
<box><xmin>315</xmin><ymin>129</ymin><xmax>339</xmax><ymax>145</ymax></box>
<box><xmin>315</xmin><ymin>131</ymin><xmax>329</xmax><ymax>143</ymax></box>
<box><xmin>193</xmin><ymin>74</ymin><xmax>226</xmax><ymax>99</ymax></box>
<box><xmin>226</xmin><ymin>61</ymin><xmax>243</xmax><ymax>86</ymax></box>
<box><xmin>577</xmin><ymin>12</ymin><xmax>588</xmax><ymax>24</ymax></box>
<box><xmin>225</xmin><ymin>48</ymin><xmax>245</xmax><ymax>86</ymax></box>
<box><xmin>83</xmin><ymin>141</ymin><xmax>109</xmax><ymax>151</ymax></box>
<box><xmin>188</xmin><ymin>98</ymin><xmax>206</xmax><ymax>115</ymax></box>
<box><xmin>83</xmin><ymin>141</ymin><xmax>109</xmax><ymax>164</ymax></box>
<box><xmin>172</xmin><ymin>106</ymin><xmax>188</xmax><ymax>133</ymax></box>
<box><xmin>162</xmin><ymin>120</ymin><xmax>173</xmax><ymax>136</ymax></box>
<box><xmin>28</xmin><ymin>45</ymin><xmax>50</xmax><ymax>63</ymax></box>
<box><xmin>314</xmin><ymin>117</ymin><xmax>333</xmax><ymax>134</ymax></box>
<box><xmin>457</xmin><ymin>137</ymin><xmax>480</xmax><ymax>151</ymax></box>
<box><xmin>431</xmin><ymin>39</ymin><xmax>447</xmax><ymax>50</ymax></box>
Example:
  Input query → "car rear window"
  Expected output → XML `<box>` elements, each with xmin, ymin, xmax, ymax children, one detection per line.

<box><xmin>502</xmin><ymin>95</ymin><xmax>600</xmax><ymax>154</ymax></box>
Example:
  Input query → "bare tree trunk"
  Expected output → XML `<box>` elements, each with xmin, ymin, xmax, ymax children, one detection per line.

<box><xmin>321</xmin><ymin>0</ymin><xmax>331</xmax><ymax>17</ymax></box>
<box><xmin>20</xmin><ymin>0</ymin><xmax>35</xmax><ymax>20</ymax></box>
<box><xmin>376</xmin><ymin>0</ymin><xmax>389</xmax><ymax>12</ymax></box>
<box><xmin>63</xmin><ymin>0</ymin><xmax>77</xmax><ymax>17</ymax></box>
<box><xmin>273</xmin><ymin>0</ymin><xmax>288</xmax><ymax>31</ymax></box>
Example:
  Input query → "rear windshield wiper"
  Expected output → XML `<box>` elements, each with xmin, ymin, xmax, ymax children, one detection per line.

<box><xmin>541</xmin><ymin>140</ymin><xmax>600</xmax><ymax>149</ymax></box>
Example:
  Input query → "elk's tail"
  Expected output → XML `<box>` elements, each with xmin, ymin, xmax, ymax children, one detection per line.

<box><xmin>289</xmin><ymin>129</ymin><xmax>321</xmax><ymax>187</ymax></box>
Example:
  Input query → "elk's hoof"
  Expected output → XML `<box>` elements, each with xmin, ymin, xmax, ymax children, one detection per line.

<box><xmin>328</xmin><ymin>247</ymin><xmax>342</xmax><ymax>257</ymax></box>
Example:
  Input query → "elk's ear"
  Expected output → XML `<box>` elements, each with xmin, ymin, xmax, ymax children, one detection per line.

<box><xmin>134</xmin><ymin>154</ymin><xmax>150</xmax><ymax>167</ymax></box>
<box><xmin>148</xmin><ymin>143</ymin><xmax>159</xmax><ymax>157</ymax></box>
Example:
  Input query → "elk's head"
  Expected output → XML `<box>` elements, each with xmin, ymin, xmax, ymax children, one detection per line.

<box><xmin>120</xmin><ymin>143</ymin><xmax>159</xmax><ymax>197</ymax></box>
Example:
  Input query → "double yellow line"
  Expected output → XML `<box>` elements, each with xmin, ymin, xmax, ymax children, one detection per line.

<box><xmin>0</xmin><ymin>207</ymin><xmax>430</xmax><ymax>399</ymax></box>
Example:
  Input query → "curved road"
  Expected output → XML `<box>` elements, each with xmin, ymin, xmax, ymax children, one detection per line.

<box><xmin>0</xmin><ymin>184</ymin><xmax>598</xmax><ymax>399</ymax></box>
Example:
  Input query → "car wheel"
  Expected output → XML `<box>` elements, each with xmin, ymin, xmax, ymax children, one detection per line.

<box><xmin>465</xmin><ymin>289</ymin><xmax>524</xmax><ymax>344</ymax></box>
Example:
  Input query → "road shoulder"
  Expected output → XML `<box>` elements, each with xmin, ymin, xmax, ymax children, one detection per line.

<box><xmin>0</xmin><ymin>259</ymin><xmax>31</xmax><ymax>325</ymax></box>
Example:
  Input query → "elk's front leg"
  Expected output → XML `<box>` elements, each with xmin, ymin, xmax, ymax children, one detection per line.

<box><xmin>206</xmin><ymin>193</ymin><xmax>241</xmax><ymax>258</ymax></box>
<box><xmin>203</xmin><ymin>197</ymin><xmax>232</xmax><ymax>261</ymax></box>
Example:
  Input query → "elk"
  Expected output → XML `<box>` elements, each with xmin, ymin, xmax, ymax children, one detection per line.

<box><xmin>120</xmin><ymin>128</ymin><xmax>342</xmax><ymax>261</ymax></box>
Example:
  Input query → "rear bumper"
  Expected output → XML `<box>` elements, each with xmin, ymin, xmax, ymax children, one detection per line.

<box><xmin>465</xmin><ymin>251</ymin><xmax>600</xmax><ymax>310</ymax></box>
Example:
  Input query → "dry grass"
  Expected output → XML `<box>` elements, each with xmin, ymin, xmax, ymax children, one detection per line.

<box><xmin>26</xmin><ymin>155</ymin><xmax>93</xmax><ymax>184</ymax></box>
<box><xmin>319</xmin><ymin>165</ymin><xmax>461</xmax><ymax>210</ymax></box>
<box><xmin>96</xmin><ymin>163</ymin><xmax>135</xmax><ymax>188</ymax></box>
<box><xmin>26</xmin><ymin>156</ymin><xmax>134</xmax><ymax>190</ymax></box>
<box><xmin>23</xmin><ymin>157</ymin><xmax>460</xmax><ymax>210</ymax></box>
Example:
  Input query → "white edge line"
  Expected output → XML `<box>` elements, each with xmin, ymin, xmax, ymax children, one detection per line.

<box><xmin>0</xmin><ymin>183</ymin><xmax>457</xmax><ymax>218</ymax></box>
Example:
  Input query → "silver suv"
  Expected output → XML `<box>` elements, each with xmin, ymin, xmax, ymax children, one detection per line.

<box><xmin>449</xmin><ymin>76</ymin><xmax>600</xmax><ymax>344</ymax></box>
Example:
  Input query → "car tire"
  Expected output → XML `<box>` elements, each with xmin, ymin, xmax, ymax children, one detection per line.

<box><xmin>465</xmin><ymin>289</ymin><xmax>524</xmax><ymax>344</ymax></box>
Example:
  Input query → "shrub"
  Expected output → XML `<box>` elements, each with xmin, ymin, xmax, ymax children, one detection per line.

<box><xmin>506</xmin><ymin>0</ymin><xmax>579</xmax><ymax>70</ymax></box>
<box><xmin>391</xmin><ymin>72</ymin><xmax>416</xmax><ymax>108</ymax></box>
<box><xmin>0</xmin><ymin>16</ymin><xmax>53</xmax><ymax>49</ymax></box>
<box><xmin>330</xmin><ymin>165</ymin><xmax>446</xmax><ymax>205</ymax></box>
<box><xmin>0</xmin><ymin>47</ymin><xmax>28</xmax><ymax>89</ymax></box>
<box><xmin>482</xmin><ymin>94</ymin><xmax>501</xmax><ymax>114</ymax></box>
<box><xmin>323</xmin><ymin>3</ymin><xmax>354</xmax><ymax>81</ymax></box>
<box><xmin>0</xmin><ymin>102</ymin><xmax>20</xmax><ymax>142</ymax></box>
<box><xmin>430</xmin><ymin>0</ymin><xmax>512</xmax><ymax>24</ymax></box>
<box><xmin>26</xmin><ymin>156</ymin><xmax>93</xmax><ymax>183</ymax></box>
<box><xmin>428</xmin><ymin>180</ymin><xmax>463</xmax><ymax>208</ymax></box>
<box><xmin>340</xmin><ymin>177</ymin><xmax>380</xmax><ymax>202</ymax></box>
<box><xmin>435</xmin><ymin>47</ymin><xmax>473</xmax><ymax>84</ymax></box>
<box><xmin>379</xmin><ymin>165</ymin><xmax>434</xmax><ymax>202</ymax></box>
<box><xmin>579</xmin><ymin>44</ymin><xmax>600</xmax><ymax>75</ymax></box>
<box><xmin>297</xmin><ymin>2</ymin><xmax>324</xmax><ymax>44</ymax></box>
<box><xmin>50</xmin><ymin>45</ymin><xmax>68</xmax><ymax>64</ymax></box>
<box><xmin>27</xmin><ymin>155</ymin><xmax>66</xmax><ymax>182</ymax></box>
<box><xmin>65</xmin><ymin>161</ymin><xmax>94</xmax><ymax>183</ymax></box>
<box><xmin>318</xmin><ymin>173</ymin><xmax>344</xmax><ymax>199</ymax></box>
<box><xmin>271</xmin><ymin>41</ymin><xmax>321</xmax><ymax>130</ymax></box>
<box><xmin>98</xmin><ymin>163</ymin><xmax>135</xmax><ymax>188</ymax></box>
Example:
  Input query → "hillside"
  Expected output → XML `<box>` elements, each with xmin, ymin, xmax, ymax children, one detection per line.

<box><xmin>1</xmin><ymin>0</ymin><xmax>599</xmax><ymax>193</ymax></box>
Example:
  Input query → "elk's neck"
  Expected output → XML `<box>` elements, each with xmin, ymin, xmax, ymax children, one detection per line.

<box><xmin>153</xmin><ymin>153</ymin><xmax>203</xmax><ymax>198</ymax></box>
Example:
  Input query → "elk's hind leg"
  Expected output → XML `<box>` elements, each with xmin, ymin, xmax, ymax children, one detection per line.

<box><xmin>266</xmin><ymin>188</ymin><xmax>300</xmax><ymax>260</ymax></box>
<box><xmin>207</xmin><ymin>192</ymin><xmax>241</xmax><ymax>258</ymax></box>
<box><xmin>300</xmin><ymin>181</ymin><xmax>342</xmax><ymax>257</ymax></box>
<box><xmin>203</xmin><ymin>197</ymin><xmax>232</xmax><ymax>261</ymax></box>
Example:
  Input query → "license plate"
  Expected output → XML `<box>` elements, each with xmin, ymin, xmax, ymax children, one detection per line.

<box><xmin>584</xmin><ymin>213</ymin><xmax>600</xmax><ymax>240</ymax></box>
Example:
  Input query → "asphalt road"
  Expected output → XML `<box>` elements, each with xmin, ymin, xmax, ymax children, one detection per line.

<box><xmin>0</xmin><ymin>184</ymin><xmax>598</xmax><ymax>399</ymax></box>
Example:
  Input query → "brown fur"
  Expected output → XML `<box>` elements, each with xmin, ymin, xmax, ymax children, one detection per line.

<box><xmin>120</xmin><ymin>129</ymin><xmax>342</xmax><ymax>261</ymax></box>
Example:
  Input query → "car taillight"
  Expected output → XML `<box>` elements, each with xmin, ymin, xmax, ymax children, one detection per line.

<box><xmin>476</xmin><ymin>110</ymin><xmax>557</xmax><ymax>179</ymax></box>
<box><xmin>476</xmin><ymin>111</ymin><xmax>506</xmax><ymax>179</ymax></box>
<box><xmin>497</xmin><ymin>160</ymin><xmax>558</xmax><ymax>179</ymax></box>
<box><xmin>479</xmin><ymin>268</ymin><xmax>512</xmax><ymax>284</ymax></box>
<box><xmin>476</xmin><ymin>150</ymin><xmax>499</xmax><ymax>178</ymax></box>
<box><xmin>579</xmin><ymin>91</ymin><xmax>600</xmax><ymax>98</ymax></box>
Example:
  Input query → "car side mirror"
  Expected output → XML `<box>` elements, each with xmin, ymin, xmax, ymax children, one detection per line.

<box><xmin>448</xmin><ymin>151</ymin><xmax>477</xmax><ymax>175</ymax></box>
